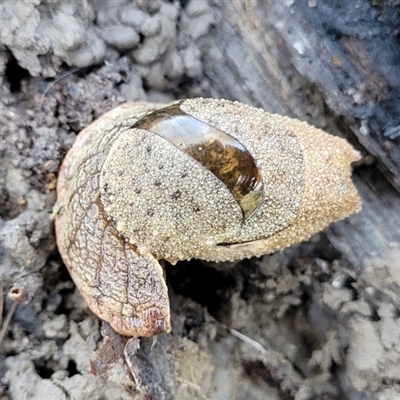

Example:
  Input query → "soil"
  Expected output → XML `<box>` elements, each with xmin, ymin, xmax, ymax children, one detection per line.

<box><xmin>1</xmin><ymin>1</ymin><xmax>400</xmax><ymax>400</ymax></box>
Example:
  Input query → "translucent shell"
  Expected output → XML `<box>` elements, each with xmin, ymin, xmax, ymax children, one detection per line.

<box><xmin>133</xmin><ymin>104</ymin><xmax>264</xmax><ymax>220</ymax></box>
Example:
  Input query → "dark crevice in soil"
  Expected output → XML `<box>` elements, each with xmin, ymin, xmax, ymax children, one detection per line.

<box><xmin>4</xmin><ymin>51</ymin><xmax>30</xmax><ymax>92</ymax></box>
<box><xmin>67</xmin><ymin>360</ymin><xmax>78</xmax><ymax>377</ymax></box>
<box><xmin>243</xmin><ymin>360</ymin><xmax>295</xmax><ymax>400</ymax></box>
<box><xmin>34</xmin><ymin>361</ymin><xmax>55</xmax><ymax>379</ymax></box>
<box><xmin>166</xmin><ymin>260</ymin><xmax>236</xmax><ymax>319</ymax></box>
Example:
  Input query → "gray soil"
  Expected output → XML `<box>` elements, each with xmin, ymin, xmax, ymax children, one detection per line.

<box><xmin>1</xmin><ymin>1</ymin><xmax>400</xmax><ymax>399</ymax></box>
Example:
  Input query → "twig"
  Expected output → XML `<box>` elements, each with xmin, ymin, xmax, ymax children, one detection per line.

<box><xmin>0</xmin><ymin>287</ymin><xmax>30</xmax><ymax>349</ymax></box>
<box><xmin>0</xmin><ymin>285</ymin><xmax>3</xmax><ymax>327</ymax></box>
<box><xmin>0</xmin><ymin>302</ymin><xmax>18</xmax><ymax>349</ymax></box>
<box><xmin>228</xmin><ymin>328</ymin><xmax>269</xmax><ymax>356</ymax></box>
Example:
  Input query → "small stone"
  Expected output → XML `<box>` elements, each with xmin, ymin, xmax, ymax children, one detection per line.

<box><xmin>101</xmin><ymin>26</ymin><xmax>140</xmax><ymax>51</ymax></box>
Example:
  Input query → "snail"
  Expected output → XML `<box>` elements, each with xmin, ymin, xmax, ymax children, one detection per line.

<box><xmin>55</xmin><ymin>98</ymin><xmax>361</xmax><ymax>337</ymax></box>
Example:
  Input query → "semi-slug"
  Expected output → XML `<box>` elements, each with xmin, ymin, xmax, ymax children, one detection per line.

<box><xmin>55</xmin><ymin>98</ymin><xmax>361</xmax><ymax>337</ymax></box>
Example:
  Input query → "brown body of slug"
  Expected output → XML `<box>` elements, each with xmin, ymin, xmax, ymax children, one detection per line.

<box><xmin>55</xmin><ymin>98</ymin><xmax>361</xmax><ymax>337</ymax></box>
